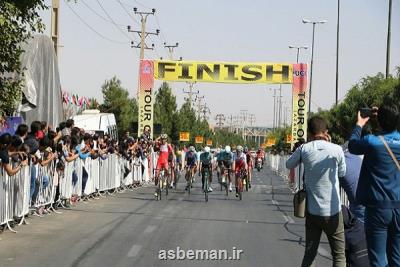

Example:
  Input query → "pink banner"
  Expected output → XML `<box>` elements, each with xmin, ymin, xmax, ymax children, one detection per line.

<box><xmin>138</xmin><ymin>60</ymin><xmax>155</xmax><ymax>138</ymax></box>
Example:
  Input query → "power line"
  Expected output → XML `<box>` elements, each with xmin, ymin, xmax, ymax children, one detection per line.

<box><xmin>95</xmin><ymin>0</ymin><xmax>136</xmax><ymax>42</ymax></box>
<box><xmin>155</xmin><ymin>14</ymin><xmax>168</xmax><ymax>43</ymax></box>
<box><xmin>64</xmin><ymin>0</ymin><xmax>128</xmax><ymax>45</ymax></box>
<box><xmin>81</xmin><ymin>0</ymin><xmax>125</xmax><ymax>27</ymax></box>
<box><xmin>116</xmin><ymin>0</ymin><xmax>140</xmax><ymax>25</ymax></box>
<box><xmin>134</xmin><ymin>0</ymin><xmax>151</xmax><ymax>9</ymax></box>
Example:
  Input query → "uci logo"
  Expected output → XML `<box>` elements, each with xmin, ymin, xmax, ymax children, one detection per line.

<box><xmin>142</xmin><ymin>64</ymin><xmax>152</xmax><ymax>74</ymax></box>
<box><xmin>293</xmin><ymin>70</ymin><xmax>306</xmax><ymax>77</ymax></box>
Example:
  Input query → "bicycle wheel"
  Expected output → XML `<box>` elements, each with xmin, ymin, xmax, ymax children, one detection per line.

<box><xmin>204</xmin><ymin>170</ymin><xmax>209</xmax><ymax>202</ymax></box>
<box><xmin>188</xmin><ymin>173</ymin><xmax>192</xmax><ymax>195</ymax></box>
<box><xmin>174</xmin><ymin>169</ymin><xmax>179</xmax><ymax>190</ymax></box>
<box><xmin>165</xmin><ymin>178</ymin><xmax>169</xmax><ymax>197</ymax></box>
<box><xmin>238</xmin><ymin>176</ymin><xmax>243</xmax><ymax>201</ymax></box>
<box><xmin>245</xmin><ymin>174</ymin><xmax>249</xmax><ymax>192</ymax></box>
<box><xmin>158</xmin><ymin>178</ymin><xmax>162</xmax><ymax>201</ymax></box>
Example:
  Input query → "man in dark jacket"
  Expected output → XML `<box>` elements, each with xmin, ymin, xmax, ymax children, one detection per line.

<box><xmin>349</xmin><ymin>101</ymin><xmax>400</xmax><ymax>266</ymax></box>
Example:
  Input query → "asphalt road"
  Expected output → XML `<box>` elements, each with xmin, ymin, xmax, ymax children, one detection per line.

<box><xmin>0</xmin><ymin>167</ymin><xmax>332</xmax><ymax>267</ymax></box>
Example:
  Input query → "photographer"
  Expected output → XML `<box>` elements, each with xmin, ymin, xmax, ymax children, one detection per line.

<box><xmin>348</xmin><ymin>101</ymin><xmax>400</xmax><ymax>266</ymax></box>
<box><xmin>0</xmin><ymin>133</ymin><xmax>28</xmax><ymax>176</ymax></box>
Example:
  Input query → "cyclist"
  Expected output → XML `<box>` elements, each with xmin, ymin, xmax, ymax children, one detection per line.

<box><xmin>217</xmin><ymin>145</ymin><xmax>234</xmax><ymax>192</ymax></box>
<box><xmin>256</xmin><ymin>148</ymin><xmax>265</xmax><ymax>167</ymax></box>
<box><xmin>185</xmin><ymin>145</ymin><xmax>198</xmax><ymax>190</ymax></box>
<box><xmin>200</xmin><ymin>146</ymin><xmax>213</xmax><ymax>192</ymax></box>
<box><xmin>168</xmin><ymin>144</ymin><xmax>177</xmax><ymax>188</ymax></box>
<box><xmin>233</xmin><ymin>145</ymin><xmax>248</xmax><ymax>198</ymax></box>
<box><xmin>154</xmin><ymin>134</ymin><xmax>174</xmax><ymax>197</ymax></box>
<box><xmin>244</xmin><ymin>146</ymin><xmax>253</xmax><ymax>189</ymax></box>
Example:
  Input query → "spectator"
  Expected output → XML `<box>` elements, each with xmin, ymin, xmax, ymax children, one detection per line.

<box><xmin>342</xmin><ymin>205</ymin><xmax>370</xmax><ymax>267</ymax></box>
<box><xmin>348</xmin><ymin>101</ymin><xmax>400</xmax><ymax>266</ymax></box>
<box><xmin>340</xmin><ymin>142</ymin><xmax>365</xmax><ymax>222</ymax></box>
<box><xmin>62</xmin><ymin>119</ymin><xmax>74</xmax><ymax>137</ymax></box>
<box><xmin>286</xmin><ymin>116</ymin><xmax>346</xmax><ymax>267</ymax></box>
<box><xmin>15</xmin><ymin>124</ymin><xmax>29</xmax><ymax>142</ymax></box>
<box><xmin>25</xmin><ymin>121</ymin><xmax>42</xmax><ymax>201</ymax></box>
<box><xmin>0</xmin><ymin>133</ymin><xmax>28</xmax><ymax>176</ymax></box>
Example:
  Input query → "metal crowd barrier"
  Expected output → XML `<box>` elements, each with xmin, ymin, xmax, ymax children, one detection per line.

<box><xmin>266</xmin><ymin>153</ymin><xmax>349</xmax><ymax>206</ymax></box>
<box><xmin>1</xmin><ymin>153</ymin><xmax>155</xmax><ymax>233</ymax></box>
<box><xmin>0</xmin><ymin>164</ymin><xmax>31</xmax><ymax>232</ymax></box>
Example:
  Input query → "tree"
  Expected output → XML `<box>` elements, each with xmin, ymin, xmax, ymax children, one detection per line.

<box><xmin>100</xmin><ymin>77</ymin><xmax>137</xmax><ymax>136</ymax></box>
<box><xmin>0</xmin><ymin>0</ymin><xmax>46</xmax><ymax>118</ymax></box>
<box><xmin>316</xmin><ymin>70</ymin><xmax>400</xmax><ymax>144</ymax></box>
<box><xmin>154</xmin><ymin>82</ymin><xmax>178</xmax><ymax>138</ymax></box>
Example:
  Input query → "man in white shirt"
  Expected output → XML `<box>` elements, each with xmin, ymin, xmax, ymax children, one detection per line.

<box><xmin>286</xmin><ymin>116</ymin><xmax>346</xmax><ymax>267</ymax></box>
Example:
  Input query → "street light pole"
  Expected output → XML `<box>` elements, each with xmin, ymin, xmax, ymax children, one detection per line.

<box><xmin>302</xmin><ymin>19</ymin><xmax>327</xmax><ymax>113</ymax></box>
<box><xmin>386</xmin><ymin>0</ymin><xmax>393</xmax><ymax>78</ymax></box>
<box><xmin>288</xmin><ymin>45</ymin><xmax>308</xmax><ymax>63</ymax></box>
<box><xmin>335</xmin><ymin>0</ymin><xmax>340</xmax><ymax>105</ymax></box>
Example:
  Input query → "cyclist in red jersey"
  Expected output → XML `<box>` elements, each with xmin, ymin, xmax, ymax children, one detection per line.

<box><xmin>244</xmin><ymin>146</ymin><xmax>253</xmax><ymax>188</ymax></box>
<box><xmin>256</xmin><ymin>148</ymin><xmax>265</xmax><ymax>167</ymax></box>
<box><xmin>233</xmin><ymin>145</ymin><xmax>248</xmax><ymax>197</ymax></box>
<box><xmin>154</xmin><ymin>134</ymin><xmax>174</xmax><ymax>197</ymax></box>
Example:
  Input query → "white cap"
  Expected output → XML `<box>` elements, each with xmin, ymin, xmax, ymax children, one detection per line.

<box><xmin>225</xmin><ymin>145</ymin><xmax>231</xmax><ymax>153</ymax></box>
<box><xmin>204</xmin><ymin>146</ymin><xmax>210</xmax><ymax>153</ymax></box>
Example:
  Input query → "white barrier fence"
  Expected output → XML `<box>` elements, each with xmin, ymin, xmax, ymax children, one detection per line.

<box><xmin>266</xmin><ymin>153</ymin><xmax>349</xmax><ymax>206</ymax></box>
<box><xmin>0</xmin><ymin>154</ymin><xmax>154</xmax><ymax>233</ymax></box>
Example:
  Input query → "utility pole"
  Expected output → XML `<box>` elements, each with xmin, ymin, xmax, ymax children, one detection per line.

<box><xmin>195</xmin><ymin>95</ymin><xmax>205</xmax><ymax>120</ymax></box>
<box><xmin>240</xmin><ymin>110</ymin><xmax>248</xmax><ymax>141</ymax></box>
<box><xmin>278</xmin><ymin>84</ymin><xmax>282</xmax><ymax>129</ymax></box>
<box><xmin>164</xmin><ymin>42</ymin><xmax>179</xmax><ymax>60</ymax></box>
<box><xmin>386</xmin><ymin>0</ymin><xmax>393</xmax><ymax>78</ymax></box>
<box><xmin>228</xmin><ymin>115</ymin><xmax>234</xmax><ymax>132</ymax></box>
<box><xmin>272</xmin><ymin>88</ymin><xmax>277</xmax><ymax>130</ymax></box>
<box><xmin>51</xmin><ymin>0</ymin><xmax>60</xmax><ymax>57</ymax></box>
<box><xmin>215</xmin><ymin>114</ymin><xmax>226</xmax><ymax>127</ymax></box>
<box><xmin>182</xmin><ymin>82</ymin><xmax>198</xmax><ymax>108</ymax></box>
<box><xmin>127</xmin><ymin>8</ymin><xmax>159</xmax><ymax>61</ymax></box>
<box><xmin>201</xmin><ymin>104</ymin><xmax>211</xmax><ymax>121</ymax></box>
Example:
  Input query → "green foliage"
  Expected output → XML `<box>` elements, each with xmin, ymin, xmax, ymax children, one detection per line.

<box><xmin>265</xmin><ymin>126</ymin><xmax>291</xmax><ymax>153</ymax></box>
<box><xmin>100</xmin><ymin>77</ymin><xmax>138</xmax><ymax>136</ymax></box>
<box><xmin>154</xmin><ymin>82</ymin><xmax>177</xmax><ymax>137</ymax></box>
<box><xmin>316</xmin><ymin>71</ymin><xmax>400</xmax><ymax>144</ymax></box>
<box><xmin>0</xmin><ymin>0</ymin><xmax>46</xmax><ymax>117</ymax></box>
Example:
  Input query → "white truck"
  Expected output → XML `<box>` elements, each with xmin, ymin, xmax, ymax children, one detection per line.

<box><xmin>73</xmin><ymin>109</ymin><xmax>118</xmax><ymax>140</ymax></box>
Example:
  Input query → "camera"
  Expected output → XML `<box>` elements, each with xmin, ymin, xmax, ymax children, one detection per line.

<box><xmin>360</xmin><ymin>108</ymin><xmax>373</xmax><ymax>118</ymax></box>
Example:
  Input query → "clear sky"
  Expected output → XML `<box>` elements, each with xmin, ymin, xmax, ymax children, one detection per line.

<box><xmin>39</xmin><ymin>0</ymin><xmax>400</xmax><ymax>127</ymax></box>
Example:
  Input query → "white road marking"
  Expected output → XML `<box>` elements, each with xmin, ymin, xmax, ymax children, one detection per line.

<box><xmin>127</xmin><ymin>244</ymin><xmax>142</xmax><ymax>258</ymax></box>
<box><xmin>144</xmin><ymin>225</ymin><xmax>157</xmax><ymax>234</ymax></box>
<box><xmin>271</xmin><ymin>200</ymin><xmax>279</xmax><ymax>205</ymax></box>
<box><xmin>283</xmin><ymin>215</ymin><xmax>295</xmax><ymax>224</ymax></box>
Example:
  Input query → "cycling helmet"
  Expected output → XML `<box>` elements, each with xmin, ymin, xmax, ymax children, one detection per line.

<box><xmin>160</xmin><ymin>133</ymin><xmax>168</xmax><ymax>140</ymax></box>
<box><xmin>236</xmin><ymin>145</ymin><xmax>243</xmax><ymax>152</ymax></box>
<box><xmin>204</xmin><ymin>146</ymin><xmax>210</xmax><ymax>153</ymax></box>
<box><xmin>225</xmin><ymin>145</ymin><xmax>231</xmax><ymax>153</ymax></box>
<box><xmin>244</xmin><ymin>146</ymin><xmax>249</xmax><ymax>153</ymax></box>
<box><xmin>189</xmin><ymin>146</ymin><xmax>195</xmax><ymax>152</ymax></box>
